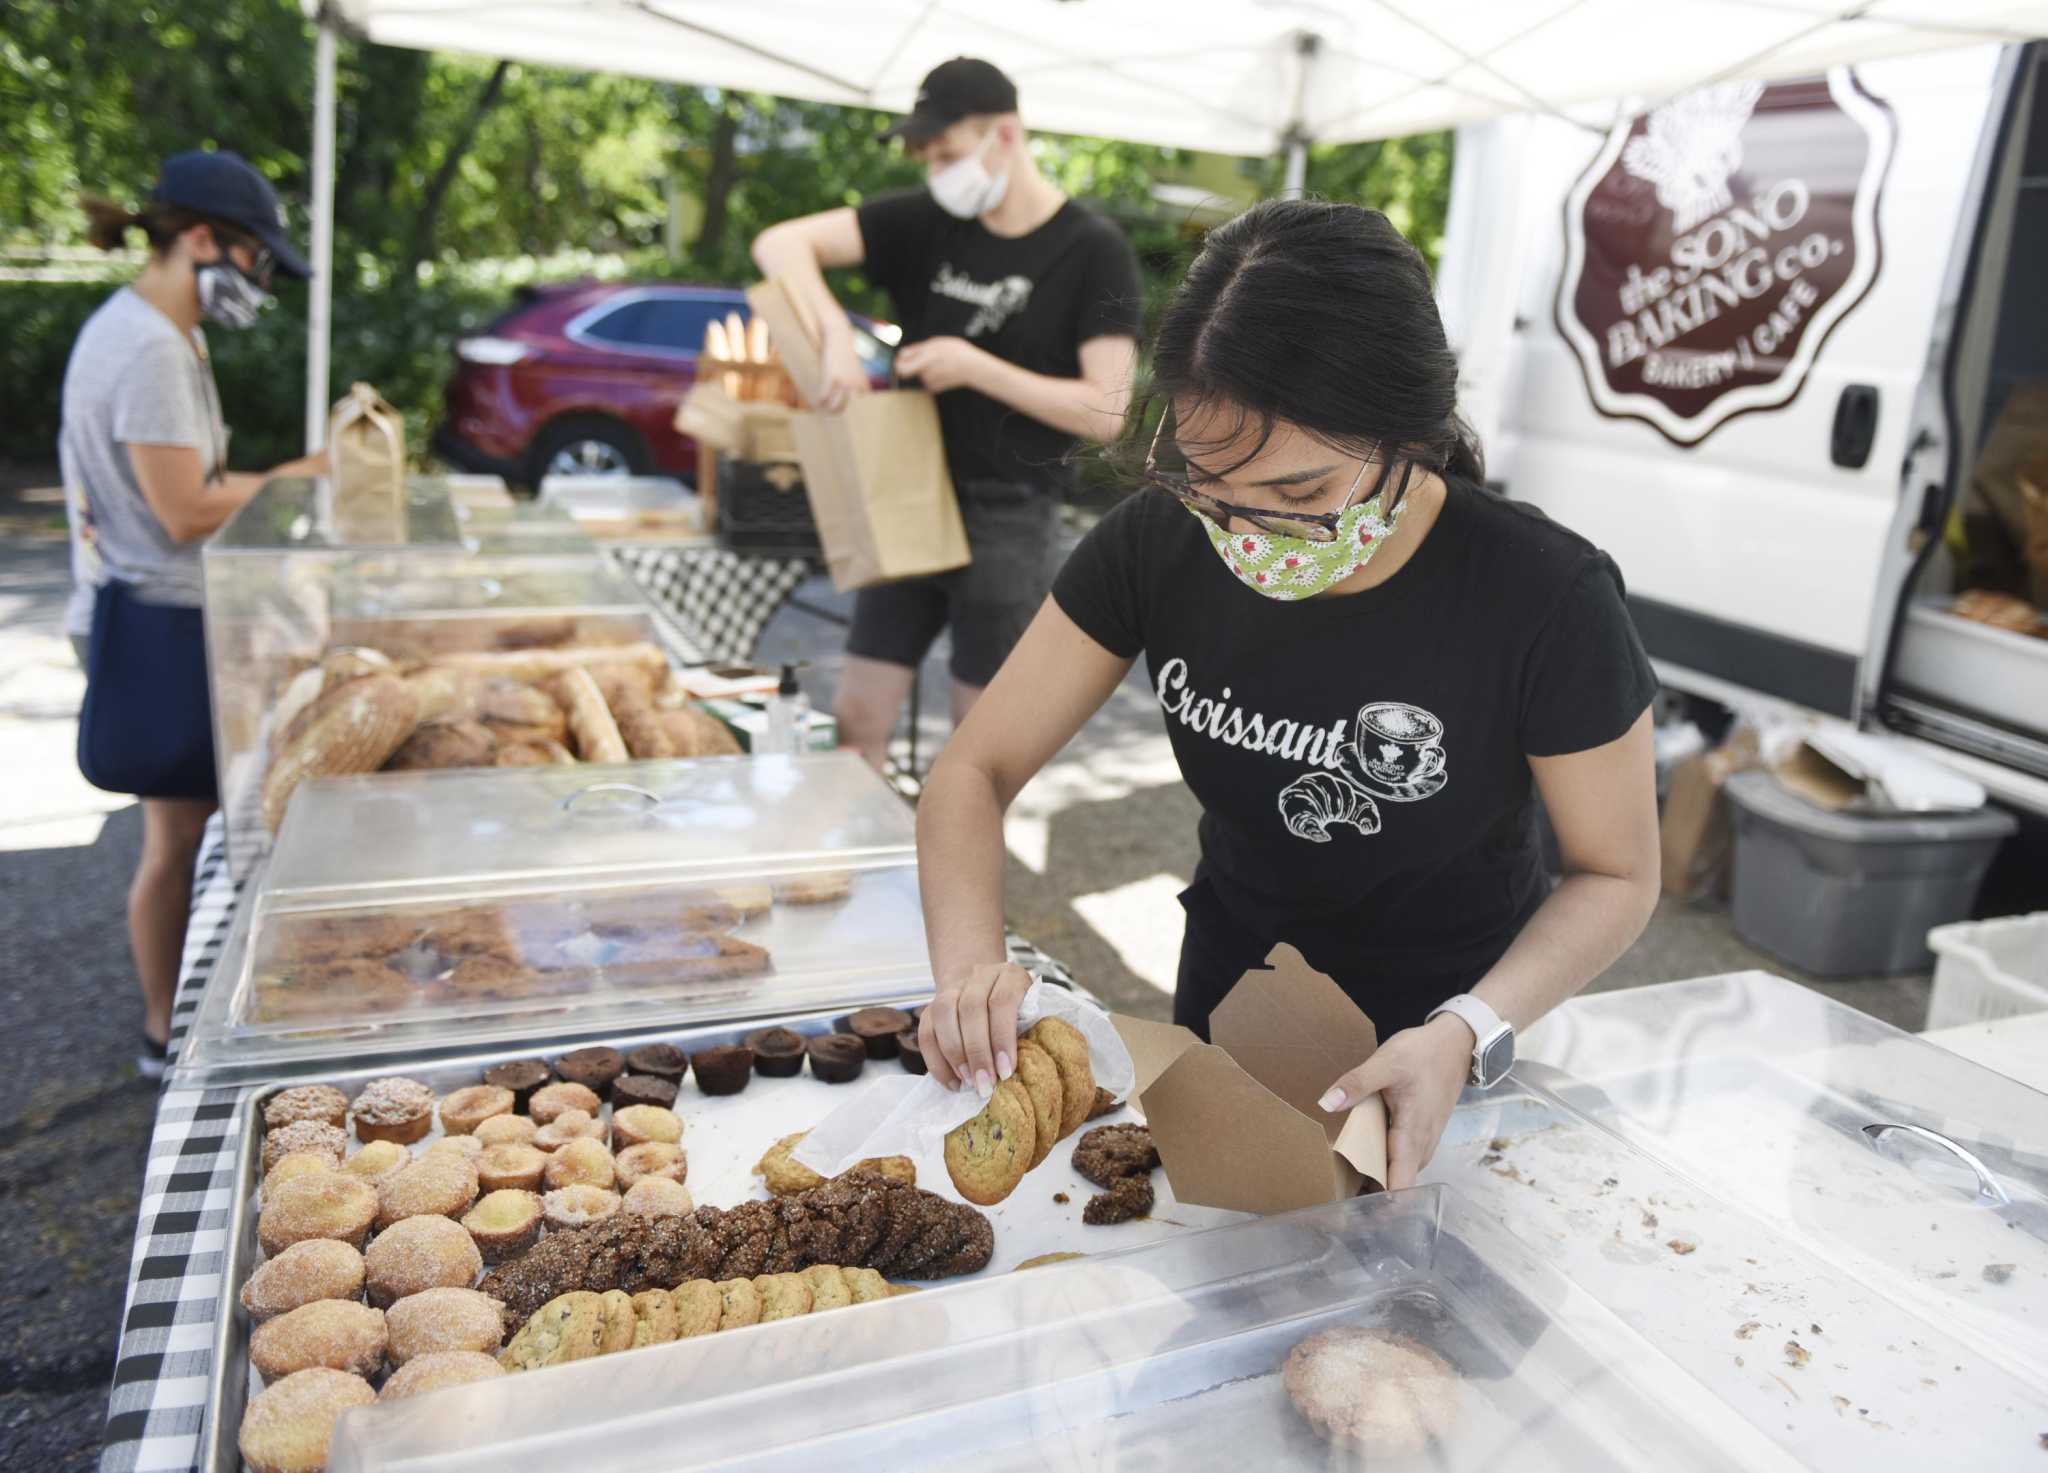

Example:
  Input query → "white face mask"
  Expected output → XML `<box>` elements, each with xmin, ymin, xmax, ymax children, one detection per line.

<box><xmin>196</xmin><ymin>261</ymin><xmax>272</xmax><ymax>330</ymax></box>
<box><xmin>927</xmin><ymin>129</ymin><xmax>1009</xmax><ymax>220</ymax></box>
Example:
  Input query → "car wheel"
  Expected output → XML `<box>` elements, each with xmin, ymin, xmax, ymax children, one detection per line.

<box><xmin>527</xmin><ymin>416</ymin><xmax>650</xmax><ymax>486</ymax></box>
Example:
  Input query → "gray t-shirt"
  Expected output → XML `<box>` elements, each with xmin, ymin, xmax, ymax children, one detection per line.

<box><xmin>58</xmin><ymin>287</ymin><xmax>226</xmax><ymax>636</ymax></box>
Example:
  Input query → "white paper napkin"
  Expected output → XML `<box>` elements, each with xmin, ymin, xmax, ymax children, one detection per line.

<box><xmin>790</xmin><ymin>982</ymin><xmax>1134</xmax><ymax>1183</ymax></box>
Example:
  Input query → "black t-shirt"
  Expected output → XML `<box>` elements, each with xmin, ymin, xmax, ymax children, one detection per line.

<box><xmin>1052</xmin><ymin>482</ymin><xmax>1657</xmax><ymax>995</ymax></box>
<box><xmin>855</xmin><ymin>189</ymin><xmax>1143</xmax><ymax>490</ymax></box>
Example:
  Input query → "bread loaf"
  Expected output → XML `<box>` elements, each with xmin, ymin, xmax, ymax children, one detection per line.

<box><xmin>593</xmin><ymin>669</ymin><xmax>675</xmax><ymax>761</ymax></box>
<box><xmin>659</xmin><ymin>705</ymin><xmax>743</xmax><ymax>758</ymax></box>
<box><xmin>429</xmin><ymin>643</ymin><xmax>669</xmax><ymax>683</ymax></box>
<box><xmin>263</xmin><ymin>674</ymin><xmax>421</xmax><ymax>832</ymax></box>
<box><xmin>496</xmin><ymin>739</ymin><xmax>577</xmax><ymax>767</ymax></box>
<box><xmin>384</xmin><ymin>719</ymin><xmax>498</xmax><ymax>771</ymax></box>
<box><xmin>551</xmin><ymin>668</ymin><xmax>628</xmax><ymax>764</ymax></box>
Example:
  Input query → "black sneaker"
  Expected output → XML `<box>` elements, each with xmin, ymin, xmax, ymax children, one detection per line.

<box><xmin>137</xmin><ymin>1034</ymin><xmax>169</xmax><ymax>1082</ymax></box>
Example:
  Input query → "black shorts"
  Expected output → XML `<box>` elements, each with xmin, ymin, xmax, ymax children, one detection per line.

<box><xmin>76</xmin><ymin>581</ymin><xmax>219</xmax><ymax>802</ymax></box>
<box><xmin>844</xmin><ymin>481</ymin><xmax>1058</xmax><ymax>688</ymax></box>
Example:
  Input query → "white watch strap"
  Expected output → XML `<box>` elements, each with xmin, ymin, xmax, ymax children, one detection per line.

<box><xmin>1428</xmin><ymin>993</ymin><xmax>1505</xmax><ymax>1048</ymax></box>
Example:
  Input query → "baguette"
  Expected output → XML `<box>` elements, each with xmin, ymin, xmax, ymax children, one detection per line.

<box><xmin>593</xmin><ymin>669</ymin><xmax>676</xmax><ymax>761</ymax></box>
<box><xmin>262</xmin><ymin>674</ymin><xmax>421</xmax><ymax>832</ymax></box>
<box><xmin>551</xmin><ymin>668</ymin><xmax>628</xmax><ymax>764</ymax></box>
<box><xmin>429</xmin><ymin>643</ymin><xmax>669</xmax><ymax>683</ymax></box>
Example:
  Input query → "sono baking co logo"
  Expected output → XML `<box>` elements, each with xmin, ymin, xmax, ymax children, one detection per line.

<box><xmin>1558</xmin><ymin>71</ymin><xmax>1894</xmax><ymax>446</ymax></box>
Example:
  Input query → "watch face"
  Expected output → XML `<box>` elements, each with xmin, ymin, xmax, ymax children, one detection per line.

<box><xmin>1477</xmin><ymin>1029</ymin><xmax>1515</xmax><ymax>1085</ymax></box>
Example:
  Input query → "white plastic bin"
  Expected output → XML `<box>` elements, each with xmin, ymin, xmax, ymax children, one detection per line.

<box><xmin>1925</xmin><ymin>911</ymin><xmax>2048</xmax><ymax>1027</ymax></box>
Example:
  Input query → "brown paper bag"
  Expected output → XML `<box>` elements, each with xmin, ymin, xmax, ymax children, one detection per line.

<box><xmin>327</xmin><ymin>382</ymin><xmax>406</xmax><ymax>543</ymax></box>
<box><xmin>746</xmin><ymin>277</ymin><xmax>968</xmax><ymax>591</ymax></box>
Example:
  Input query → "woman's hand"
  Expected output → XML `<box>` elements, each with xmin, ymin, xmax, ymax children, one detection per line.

<box><xmin>920</xmin><ymin>961</ymin><xmax>1033</xmax><ymax>1098</ymax></box>
<box><xmin>1316</xmin><ymin>1013</ymin><xmax>1473</xmax><ymax>1189</ymax></box>
<box><xmin>895</xmin><ymin>336</ymin><xmax>987</xmax><ymax>394</ymax></box>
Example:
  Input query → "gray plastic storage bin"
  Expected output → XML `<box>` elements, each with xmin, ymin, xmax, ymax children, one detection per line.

<box><xmin>1724</xmin><ymin>770</ymin><xmax>2017</xmax><ymax>978</ymax></box>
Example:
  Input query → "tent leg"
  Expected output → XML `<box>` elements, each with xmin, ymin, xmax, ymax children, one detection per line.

<box><xmin>1281</xmin><ymin>133</ymin><xmax>1309</xmax><ymax>196</ymax></box>
<box><xmin>306</xmin><ymin>19</ymin><xmax>338</xmax><ymax>454</ymax></box>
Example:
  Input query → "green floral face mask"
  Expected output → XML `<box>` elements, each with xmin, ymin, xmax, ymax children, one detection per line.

<box><xmin>1187</xmin><ymin>491</ymin><xmax>1402</xmax><ymax>601</ymax></box>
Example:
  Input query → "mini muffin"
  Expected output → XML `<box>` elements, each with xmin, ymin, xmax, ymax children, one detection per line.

<box><xmin>554</xmin><ymin>1046</ymin><xmax>625</xmax><ymax>1100</ymax></box>
<box><xmin>264</xmin><ymin>1121</ymin><xmax>347</xmax><ymax>1175</ymax></box>
<box><xmin>543</xmin><ymin>1137</ymin><xmax>614</xmax><ymax>1191</ymax></box>
<box><xmin>477</xmin><ymin>1142</ymin><xmax>548</xmax><ymax>1193</ymax></box>
<box><xmin>461</xmin><ymin>1189</ymin><xmax>543</xmax><ymax>1262</ymax></box>
<box><xmin>384</xmin><ymin>1286</ymin><xmax>507</xmax><ymax>1365</ymax></box>
<box><xmin>480</xmin><ymin>1058</ymin><xmax>550</xmax><ymax>1112</ymax></box>
<box><xmin>623</xmin><ymin>1042</ymin><xmax>686</xmax><ymax>1083</ymax></box>
<box><xmin>350</xmin><ymin>1077</ymin><xmax>437</xmax><ymax>1145</ymax></box>
<box><xmin>843</xmin><ymin>1007</ymin><xmax>913</xmax><ymax>1060</ymax></box>
<box><xmin>258</xmin><ymin>1172</ymin><xmax>380</xmax><ymax>1257</ymax></box>
<box><xmin>427</xmin><ymin>1134</ymin><xmax>485</xmax><ymax>1163</ymax></box>
<box><xmin>240</xmin><ymin>1239</ymin><xmax>366</xmax><ymax>1322</ymax></box>
<box><xmin>262</xmin><ymin>1153</ymin><xmax>338</xmax><ymax>1209</ymax></box>
<box><xmin>744</xmin><ymin>1027</ymin><xmax>807</xmax><ymax>1078</ymax></box>
<box><xmin>473</xmin><ymin>1113</ymin><xmax>539</xmax><ymax>1149</ymax></box>
<box><xmin>610</xmin><ymin>1073</ymin><xmax>677</xmax><ymax>1110</ymax></box>
<box><xmin>264</xmin><ymin>1085</ymin><xmax>349</xmax><ymax>1132</ymax></box>
<box><xmin>364</xmin><ymin>1214</ymin><xmax>483</xmax><ymax>1308</ymax></box>
<box><xmin>690</xmin><ymin>1043</ymin><xmax>753</xmax><ymax>1096</ymax></box>
<box><xmin>438</xmin><ymin>1084</ymin><xmax>515</xmax><ymax>1135</ymax></box>
<box><xmin>533</xmin><ymin>1108</ymin><xmax>605</xmax><ymax>1152</ymax></box>
<box><xmin>542</xmin><ymin>1184</ymin><xmax>621</xmax><ymax>1233</ymax></box>
<box><xmin>379</xmin><ymin>1349</ymin><xmax>505</xmax><ymax>1401</ymax></box>
<box><xmin>528</xmin><ymin>1080</ymin><xmax>601</xmax><ymax>1125</ymax></box>
<box><xmin>238</xmin><ymin>1368</ymin><xmax>376</xmax><ymax>1473</ymax></box>
<box><xmin>620</xmin><ymin>1177</ymin><xmax>695</xmax><ymax>1217</ymax></box>
<box><xmin>805</xmin><ymin>1033</ymin><xmax>867</xmax><ymax>1084</ymax></box>
<box><xmin>898</xmin><ymin>1030</ymin><xmax>927</xmax><ymax>1075</ymax></box>
<box><xmin>377</xmin><ymin>1154</ymin><xmax>480</xmax><ymax>1231</ymax></box>
<box><xmin>249</xmin><ymin>1299</ymin><xmax>387</xmax><ymax>1379</ymax></box>
<box><xmin>609</xmin><ymin>1104</ymin><xmax>682</xmax><ymax>1151</ymax></box>
<box><xmin>613</xmin><ymin>1141</ymin><xmax>686</xmax><ymax>1190</ymax></box>
<box><xmin>340</xmin><ymin>1139</ymin><xmax>411</xmax><ymax>1185</ymax></box>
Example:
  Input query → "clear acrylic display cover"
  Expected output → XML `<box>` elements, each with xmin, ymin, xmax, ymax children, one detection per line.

<box><xmin>172</xmin><ymin>752</ymin><xmax>929</xmax><ymax>1085</ymax></box>
<box><xmin>203</xmin><ymin>476</ymin><xmax>674</xmax><ymax>878</ymax></box>
<box><xmin>1517</xmin><ymin>971</ymin><xmax>2048</xmax><ymax>1392</ymax></box>
<box><xmin>329</xmin><ymin>1185</ymin><xmax>1789</xmax><ymax>1473</ymax></box>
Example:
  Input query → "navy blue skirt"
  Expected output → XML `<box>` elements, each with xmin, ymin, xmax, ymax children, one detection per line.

<box><xmin>77</xmin><ymin>581</ymin><xmax>219</xmax><ymax>801</ymax></box>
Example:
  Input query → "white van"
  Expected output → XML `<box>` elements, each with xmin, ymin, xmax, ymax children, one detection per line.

<box><xmin>1438</xmin><ymin>42</ymin><xmax>2048</xmax><ymax>816</ymax></box>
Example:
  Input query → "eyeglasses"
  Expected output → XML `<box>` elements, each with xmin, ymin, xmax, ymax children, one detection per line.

<box><xmin>223</xmin><ymin>233</ymin><xmax>276</xmax><ymax>289</ymax></box>
<box><xmin>1141</xmin><ymin>414</ymin><xmax>1403</xmax><ymax>543</ymax></box>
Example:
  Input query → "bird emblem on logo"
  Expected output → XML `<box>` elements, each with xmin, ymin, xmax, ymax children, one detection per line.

<box><xmin>1621</xmin><ymin>80</ymin><xmax>1766</xmax><ymax>232</ymax></box>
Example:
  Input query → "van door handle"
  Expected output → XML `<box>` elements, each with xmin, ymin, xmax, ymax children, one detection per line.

<box><xmin>1832</xmin><ymin>384</ymin><xmax>1880</xmax><ymax>469</ymax></box>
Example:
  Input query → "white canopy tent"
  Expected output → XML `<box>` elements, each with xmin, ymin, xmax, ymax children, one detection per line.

<box><xmin>298</xmin><ymin>0</ymin><xmax>2048</xmax><ymax>448</ymax></box>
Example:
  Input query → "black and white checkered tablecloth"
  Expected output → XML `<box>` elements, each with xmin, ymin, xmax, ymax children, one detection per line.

<box><xmin>606</xmin><ymin>544</ymin><xmax>811</xmax><ymax>664</ymax></box>
<box><xmin>99</xmin><ymin>816</ymin><xmax>1074</xmax><ymax>1473</ymax></box>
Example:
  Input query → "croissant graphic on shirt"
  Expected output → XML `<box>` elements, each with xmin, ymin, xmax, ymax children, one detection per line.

<box><xmin>1278</xmin><ymin>770</ymin><xmax>1381</xmax><ymax>844</ymax></box>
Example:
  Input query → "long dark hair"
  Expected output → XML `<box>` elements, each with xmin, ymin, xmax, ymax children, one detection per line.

<box><xmin>80</xmin><ymin>196</ymin><xmax>245</xmax><ymax>258</ymax></box>
<box><xmin>1125</xmin><ymin>197</ymin><xmax>1483</xmax><ymax>486</ymax></box>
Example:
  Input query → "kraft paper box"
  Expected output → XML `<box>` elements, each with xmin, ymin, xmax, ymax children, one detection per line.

<box><xmin>1659</xmin><ymin>726</ymin><xmax>1761</xmax><ymax>899</ymax></box>
<box><xmin>1111</xmin><ymin>944</ymin><xmax>1387</xmax><ymax>1216</ymax></box>
<box><xmin>327</xmin><ymin>382</ymin><xmax>406</xmax><ymax>543</ymax></box>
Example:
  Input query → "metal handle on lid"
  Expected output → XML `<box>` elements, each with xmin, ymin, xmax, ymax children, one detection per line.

<box><xmin>559</xmin><ymin>782</ymin><xmax>661</xmax><ymax>815</ymax></box>
<box><xmin>1862</xmin><ymin>1122</ymin><xmax>2011</xmax><ymax>1205</ymax></box>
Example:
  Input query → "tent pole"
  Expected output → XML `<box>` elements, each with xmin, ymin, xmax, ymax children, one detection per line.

<box><xmin>1282</xmin><ymin>132</ymin><xmax>1309</xmax><ymax>196</ymax></box>
<box><xmin>1277</xmin><ymin>30</ymin><xmax>1319</xmax><ymax>197</ymax></box>
<box><xmin>305</xmin><ymin>16</ymin><xmax>337</xmax><ymax>454</ymax></box>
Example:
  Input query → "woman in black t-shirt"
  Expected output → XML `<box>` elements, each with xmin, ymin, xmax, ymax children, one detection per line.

<box><xmin>915</xmin><ymin>199</ymin><xmax>1661</xmax><ymax>1189</ymax></box>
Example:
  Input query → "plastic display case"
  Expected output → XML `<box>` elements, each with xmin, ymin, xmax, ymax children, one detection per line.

<box><xmin>203</xmin><ymin>476</ymin><xmax>679</xmax><ymax>877</ymax></box>
<box><xmin>537</xmin><ymin>474</ymin><xmax>705</xmax><ymax>542</ymax></box>
<box><xmin>328</xmin><ymin>1185</ymin><xmax>1786</xmax><ymax>1473</ymax></box>
<box><xmin>171</xmin><ymin>751</ymin><xmax>930</xmax><ymax>1085</ymax></box>
<box><xmin>1515</xmin><ymin>971</ymin><xmax>2048</xmax><ymax>1392</ymax></box>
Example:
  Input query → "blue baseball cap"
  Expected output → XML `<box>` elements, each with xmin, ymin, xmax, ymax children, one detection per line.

<box><xmin>151</xmin><ymin>149</ymin><xmax>310</xmax><ymax>280</ymax></box>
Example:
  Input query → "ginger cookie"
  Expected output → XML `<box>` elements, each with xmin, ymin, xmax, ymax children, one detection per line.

<box><xmin>499</xmin><ymin>1291</ymin><xmax>606</xmax><ymax>1371</ymax></box>
<box><xmin>714</xmin><ymin>1277</ymin><xmax>761</xmax><ymax>1330</ymax></box>
<box><xmin>1026</xmin><ymin>1018</ymin><xmax>1095</xmax><ymax>1141</ymax></box>
<box><xmin>1010</xmin><ymin>1042</ymin><xmax>1064</xmax><ymax>1170</ymax></box>
<box><xmin>943</xmin><ymin>1077</ymin><xmax>1035</xmax><ymax>1206</ymax></box>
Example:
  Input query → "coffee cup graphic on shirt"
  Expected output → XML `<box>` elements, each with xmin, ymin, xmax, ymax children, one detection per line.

<box><xmin>1343</xmin><ymin>701</ymin><xmax>1449</xmax><ymax>801</ymax></box>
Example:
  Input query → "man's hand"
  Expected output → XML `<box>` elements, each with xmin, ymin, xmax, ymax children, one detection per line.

<box><xmin>815</xmin><ymin>333</ymin><xmax>872</xmax><ymax>413</ymax></box>
<box><xmin>895</xmin><ymin>336</ymin><xmax>988</xmax><ymax>395</ymax></box>
<box><xmin>1316</xmin><ymin>1012</ymin><xmax>1473</xmax><ymax>1189</ymax></box>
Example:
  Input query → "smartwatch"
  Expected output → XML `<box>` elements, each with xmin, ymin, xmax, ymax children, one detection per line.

<box><xmin>1426</xmin><ymin>994</ymin><xmax>1515</xmax><ymax>1089</ymax></box>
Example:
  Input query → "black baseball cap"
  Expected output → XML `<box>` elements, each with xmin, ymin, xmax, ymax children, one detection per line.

<box><xmin>881</xmin><ymin>58</ymin><xmax>1019</xmax><ymax>145</ymax></box>
<box><xmin>151</xmin><ymin>149</ymin><xmax>311</xmax><ymax>280</ymax></box>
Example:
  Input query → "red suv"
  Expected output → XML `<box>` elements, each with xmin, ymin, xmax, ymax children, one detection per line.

<box><xmin>433</xmin><ymin>281</ymin><xmax>897</xmax><ymax>487</ymax></box>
